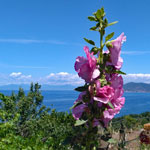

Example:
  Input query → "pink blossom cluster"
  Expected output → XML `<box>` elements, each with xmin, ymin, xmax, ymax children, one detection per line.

<box><xmin>73</xmin><ymin>33</ymin><xmax>126</xmax><ymax>127</ymax></box>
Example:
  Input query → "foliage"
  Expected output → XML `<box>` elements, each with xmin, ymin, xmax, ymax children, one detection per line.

<box><xmin>0</xmin><ymin>83</ymin><xmax>76</xmax><ymax>149</ymax></box>
<box><xmin>0</xmin><ymin>83</ymin><xmax>150</xmax><ymax>149</ymax></box>
<box><xmin>112</xmin><ymin>112</ymin><xmax>150</xmax><ymax>131</ymax></box>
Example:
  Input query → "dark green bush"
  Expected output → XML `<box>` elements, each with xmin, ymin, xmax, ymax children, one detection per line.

<box><xmin>0</xmin><ymin>83</ymin><xmax>76</xmax><ymax>149</ymax></box>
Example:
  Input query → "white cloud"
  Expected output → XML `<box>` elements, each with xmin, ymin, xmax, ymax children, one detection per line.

<box><xmin>44</xmin><ymin>72</ymin><xmax>83</xmax><ymax>85</ymax></box>
<box><xmin>0</xmin><ymin>72</ymin><xmax>82</xmax><ymax>86</ymax></box>
<box><xmin>19</xmin><ymin>75</ymin><xmax>32</xmax><ymax>79</ymax></box>
<box><xmin>10</xmin><ymin>72</ymin><xmax>22</xmax><ymax>77</ymax></box>
<box><xmin>6</xmin><ymin>72</ymin><xmax>33</xmax><ymax>84</ymax></box>
<box><xmin>123</xmin><ymin>74</ymin><xmax>150</xmax><ymax>83</ymax></box>
<box><xmin>48</xmin><ymin>73</ymin><xmax>55</xmax><ymax>77</ymax></box>
<box><xmin>9</xmin><ymin>72</ymin><xmax>32</xmax><ymax>79</ymax></box>
<box><xmin>57</xmin><ymin>72</ymin><xmax>69</xmax><ymax>76</ymax></box>
<box><xmin>1</xmin><ymin>72</ymin><xmax>150</xmax><ymax>86</ymax></box>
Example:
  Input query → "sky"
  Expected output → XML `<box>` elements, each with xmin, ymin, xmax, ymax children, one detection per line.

<box><xmin>0</xmin><ymin>0</ymin><xmax>150</xmax><ymax>85</ymax></box>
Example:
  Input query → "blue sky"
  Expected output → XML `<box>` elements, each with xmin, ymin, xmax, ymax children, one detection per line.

<box><xmin>0</xmin><ymin>0</ymin><xmax>150</xmax><ymax>85</ymax></box>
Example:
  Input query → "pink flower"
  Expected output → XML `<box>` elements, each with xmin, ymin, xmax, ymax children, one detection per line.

<box><xmin>110</xmin><ymin>74</ymin><xmax>124</xmax><ymax>99</ymax></box>
<box><xmin>102</xmin><ymin>89</ymin><xmax>125</xmax><ymax>127</ymax></box>
<box><xmin>108</xmin><ymin>33</ymin><xmax>126</xmax><ymax>69</ymax></box>
<box><xmin>112</xmin><ymin>97</ymin><xmax>125</xmax><ymax>109</ymax></box>
<box><xmin>100</xmin><ymin>74</ymin><xmax>125</xmax><ymax>126</ymax></box>
<box><xmin>75</xmin><ymin>46</ymin><xmax>100</xmax><ymax>83</ymax></box>
<box><xmin>110</xmin><ymin>74</ymin><xmax>124</xmax><ymax>101</ymax></box>
<box><xmin>93</xmin><ymin>80</ymin><xmax>114</xmax><ymax>104</ymax></box>
<box><xmin>110</xmin><ymin>74</ymin><xmax>123</xmax><ymax>89</ymax></box>
<box><xmin>102</xmin><ymin>76</ymin><xmax>125</xmax><ymax>127</ymax></box>
<box><xmin>72</xmin><ymin>104</ymin><xmax>87</xmax><ymax>120</ymax></box>
<box><xmin>103</xmin><ymin>109</ymin><xmax>116</xmax><ymax>126</ymax></box>
<box><xmin>74</xmin><ymin>91</ymin><xmax>86</xmax><ymax>104</ymax></box>
<box><xmin>103</xmin><ymin>97</ymin><xmax>125</xmax><ymax>127</ymax></box>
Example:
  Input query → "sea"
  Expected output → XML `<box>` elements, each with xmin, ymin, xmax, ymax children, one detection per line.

<box><xmin>0</xmin><ymin>90</ymin><xmax>150</xmax><ymax>117</ymax></box>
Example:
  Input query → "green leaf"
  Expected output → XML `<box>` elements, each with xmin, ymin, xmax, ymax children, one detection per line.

<box><xmin>101</xmin><ymin>7</ymin><xmax>105</xmax><ymax>17</ymax></box>
<box><xmin>96</xmin><ymin>9</ymin><xmax>101</xmax><ymax>19</ymax></box>
<box><xmin>96</xmin><ymin>8</ymin><xmax>105</xmax><ymax>19</ymax></box>
<box><xmin>74</xmin><ymin>85</ymin><xmax>88</xmax><ymax>92</ymax></box>
<box><xmin>104</xmin><ymin>18</ymin><xmax>108</xmax><ymax>24</ymax></box>
<box><xmin>100</xmin><ymin>78</ymin><xmax>107</xmax><ymax>87</ymax></box>
<box><xmin>70</xmin><ymin>101</ymin><xmax>82</xmax><ymax>110</ymax></box>
<box><xmin>0</xmin><ymin>93</ymin><xmax>5</xmax><ymax>100</ymax></box>
<box><xmin>75</xmin><ymin>119</ymin><xmax>87</xmax><ymax>126</ymax></box>
<box><xmin>103</xmin><ymin>18</ymin><xmax>108</xmax><ymax>27</ymax></box>
<box><xmin>105</xmin><ymin>66</ymin><xmax>113</xmax><ymax>74</ymax></box>
<box><xmin>83</xmin><ymin>38</ymin><xmax>95</xmax><ymax>46</ymax></box>
<box><xmin>107</xmin><ymin>102</ymin><xmax>114</xmax><ymax>109</ymax></box>
<box><xmin>90</xmin><ymin>26</ymin><xmax>97</xmax><ymax>31</ymax></box>
<box><xmin>106</xmin><ymin>41</ymin><xmax>113</xmax><ymax>48</ymax></box>
<box><xmin>90</xmin><ymin>22</ymin><xmax>100</xmax><ymax>31</ymax></box>
<box><xmin>114</xmin><ymin>70</ymin><xmax>126</xmax><ymax>75</ymax></box>
<box><xmin>93</xmin><ymin>12</ymin><xmax>97</xmax><ymax>16</ymax></box>
<box><xmin>107</xmin><ymin>21</ymin><xmax>118</xmax><ymax>27</ymax></box>
<box><xmin>105</xmin><ymin>32</ymin><xmax>114</xmax><ymax>42</ymax></box>
<box><xmin>88</xmin><ymin>16</ymin><xmax>97</xmax><ymax>21</ymax></box>
<box><xmin>90</xmin><ymin>47</ymin><xmax>99</xmax><ymax>55</ymax></box>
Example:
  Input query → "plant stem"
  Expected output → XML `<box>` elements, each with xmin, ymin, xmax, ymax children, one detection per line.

<box><xmin>100</xmin><ymin>32</ymin><xmax>103</xmax><ymax>65</ymax></box>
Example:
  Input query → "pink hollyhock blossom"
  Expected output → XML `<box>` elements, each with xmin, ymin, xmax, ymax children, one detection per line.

<box><xmin>93</xmin><ymin>80</ymin><xmax>114</xmax><ymax>104</ymax></box>
<box><xmin>75</xmin><ymin>46</ymin><xmax>100</xmax><ymax>83</ymax></box>
<box><xmin>113</xmin><ymin>88</ymin><xmax>124</xmax><ymax>100</ymax></box>
<box><xmin>112</xmin><ymin>97</ymin><xmax>125</xmax><ymax>109</ymax></box>
<box><xmin>103</xmin><ymin>109</ymin><xmax>117</xmax><ymax>127</ymax></box>
<box><xmin>103</xmin><ymin>97</ymin><xmax>125</xmax><ymax>127</ymax></box>
<box><xmin>72</xmin><ymin>104</ymin><xmax>87</xmax><ymax>120</ymax></box>
<box><xmin>74</xmin><ymin>91</ymin><xmax>86</xmax><ymax>104</ymax></box>
<box><xmin>108</xmin><ymin>33</ymin><xmax>126</xmax><ymax>69</ymax></box>
<box><xmin>110</xmin><ymin>74</ymin><xmax>124</xmax><ymax>101</ymax></box>
<box><xmin>101</xmin><ymin>74</ymin><xmax>125</xmax><ymax>126</ymax></box>
<box><xmin>110</xmin><ymin>74</ymin><xmax>123</xmax><ymax>89</ymax></box>
<box><xmin>110</xmin><ymin>74</ymin><xmax>124</xmax><ymax>99</ymax></box>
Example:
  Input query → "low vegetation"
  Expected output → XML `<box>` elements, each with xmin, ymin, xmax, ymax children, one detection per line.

<box><xmin>0</xmin><ymin>83</ymin><xmax>149</xmax><ymax>149</ymax></box>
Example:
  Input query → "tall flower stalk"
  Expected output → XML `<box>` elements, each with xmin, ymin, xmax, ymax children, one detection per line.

<box><xmin>72</xmin><ymin>7</ymin><xmax>126</xmax><ymax>149</ymax></box>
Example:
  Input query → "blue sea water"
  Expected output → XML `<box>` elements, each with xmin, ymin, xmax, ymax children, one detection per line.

<box><xmin>42</xmin><ymin>91</ymin><xmax>150</xmax><ymax>117</ymax></box>
<box><xmin>0</xmin><ymin>90</ymin><xmax>150</xmax><ymax>117</ymax></box>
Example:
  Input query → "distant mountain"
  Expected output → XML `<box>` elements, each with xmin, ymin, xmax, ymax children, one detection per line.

<box><xmin>0</xmin><ymin>82</ymin><xmax>150</xmax><ymax>92</ymax></box>
<box><xmin>0</xmin><ymin>84</ymin><xmax>76</xmax><ymax>91</ymax></box>
<box><xmin>124</xmin><ymin>82</ymin><xmax>150</xmax><ymax>92</ymax></box>
<box><xmin>41</xmin><ymin>84</ymin><xmax>76</xmax><ymax>90</ymax></box>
